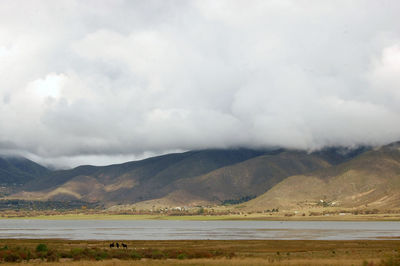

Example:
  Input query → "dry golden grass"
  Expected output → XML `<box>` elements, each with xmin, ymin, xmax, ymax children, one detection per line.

<box><xmin>0</xmin><ymin>239</ymin><xmax>399</xmax><ymax>265</ymax></box>
<box><xmin>0</xmin><ymin>257</ymin><xmax>387</xmax><ymax>266</ymax></box>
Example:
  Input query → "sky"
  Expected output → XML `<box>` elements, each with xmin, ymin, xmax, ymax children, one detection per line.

<box><xmin>1</xmin><ymin>0</ymin><xmax>400</xmax><ymax>168</ymax></box>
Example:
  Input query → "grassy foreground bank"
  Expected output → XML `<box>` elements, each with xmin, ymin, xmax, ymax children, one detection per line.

<box><xmin>0</xmin><ymin>239</ymin><xmax>399</xmax><ymax>265</ymax></box>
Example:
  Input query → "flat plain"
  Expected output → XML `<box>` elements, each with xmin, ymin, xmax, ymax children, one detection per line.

<box><xmin>2</xmin><ymin>212</ymin><xmax>400</xmax><ymax>221</ymax></box>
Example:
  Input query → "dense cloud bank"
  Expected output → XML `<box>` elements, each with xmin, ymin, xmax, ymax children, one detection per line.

<box><xmin>1</xmin><ymin>1</ymin><xmax>400</xmax><ymax>167</ymax></box>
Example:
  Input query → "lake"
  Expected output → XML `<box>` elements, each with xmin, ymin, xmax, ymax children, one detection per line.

<box><xmin>0</xmin><ymin>220</ymin><xmax>399</xmax><ymax>240</ymax></box>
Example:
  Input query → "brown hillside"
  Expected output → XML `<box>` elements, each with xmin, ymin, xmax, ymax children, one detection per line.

<box><xmin>170</xmin><ymin>151</ymin><xmax>332</xmax><ymax>204</ymax></box>
<box><xmin>125</xmin><ymin>151</ymin><xmax>333</xmax><ymax>209</ymax></box>
<box><xmin>243</xmin><ymin>143</ymin><xmax>400</xmax><ymax>211</ymax></box>
<box><xmin>8</xmin><ymin>146</ymin><xmax>367</xmax><ymax>207</ymax></box>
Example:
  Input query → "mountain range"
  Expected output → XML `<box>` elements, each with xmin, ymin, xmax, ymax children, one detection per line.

<box><xmin>1</xmin><ymin>142</ymin><xmax>400</xmax><ymax>210</ymax></box>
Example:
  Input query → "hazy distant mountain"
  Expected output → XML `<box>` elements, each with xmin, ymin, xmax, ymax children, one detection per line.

<box><xmin>7</xmin><ymin>146</ymin><xmax>369</xmax><ymax>207</ymax></box>
<box><xmin>0</xmin><ymin>156</ymin><xmax>49</xmax><ymax>185</ymax></box>
<box><xmin>243</xmin><ymin>142</ymin><xmax>400</xmax><ymax>210</ymax></box>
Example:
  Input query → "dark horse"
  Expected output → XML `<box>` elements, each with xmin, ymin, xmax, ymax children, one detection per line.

<box><xmin>109</xmin><ymin>242</ymin><xmax>115</xmax><ymax>248</ymax></box>
<box><xmin>121</xmin><ymin>243</ymin><xmax>128</xmax><ymax>249</ymax></box>
<box><xmin>116</xmin><ymin>242</ymin><xmax>120</xmax><ymax>248</ymax></box>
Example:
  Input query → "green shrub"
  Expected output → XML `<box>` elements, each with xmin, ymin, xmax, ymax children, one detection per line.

<box><xmin>70</xmin><ymin>247</ymin><xmax>84</xmax><ymax>254</ymax></box>
<box><xmin>82</xmin><ymin>247</ymin><xmax>96</xmax><ymax>259</ymax></box>
<box><xmin>151</xmin><ymin>250</ymin><xmax>165</xmax><ymax>259</ymax></box>
<box><xmin>130</xmin><ymin>251</ymin><xmax>142</xmax><ymax>260</ymax></box>
<box><xmin>177</xmin><ymin>253</ymin><xmax>188</xmax><ymax>260</ymax></box>
<box><xmin>94</xmin><ymin>250</ymin><xmax>108</xmax><ymax>261</ymax></box>
<box><xmin>70</xmin><ymin>248</ymin><xmax>85</xmax><ymax>261</ymax></box>
<box><xmin>59</xmin><ymin>250</ymin><xmax>72</xmax><ymax>258</ymax></box>
<box><xmin>141</xmin><ymin>249</ymin><xmax>165</xmax><ymax>259</ymax></box>
<box><xmin>36</xmin><ymin>243</ymin><xmax>48</xmax><ymax>253</ymax></box>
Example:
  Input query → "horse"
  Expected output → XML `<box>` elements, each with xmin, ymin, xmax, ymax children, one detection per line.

<box><xmin>116</xmin><ymin>242</ymin><xmax>120</xmax><ymax>248</ymax></box>
<box><xmin>121</xmin><ymin>243</ymin><xmax>128</xmax><ymax>249</ymax></box>
<box><xmin>109</xmin><ymin>242</ymin><xmax>115</xmax><ymax>248</ymax></box>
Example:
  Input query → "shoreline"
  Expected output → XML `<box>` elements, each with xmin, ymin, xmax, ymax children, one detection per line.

<box><xmin>1</xmin><ymin>213</ymin><xmax>400</xmax><ymax>221</ymax></box>
<box><xmin>0</xmin><ymin>213</ymin><xmax>400</xmax><ymax>222</ymax></box>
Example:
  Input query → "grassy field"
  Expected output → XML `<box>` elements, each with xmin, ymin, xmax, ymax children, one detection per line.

<box><xmin>0</xmin><ymin>239</ymin><xmax>399</xmax><ymax>265</ymax></box>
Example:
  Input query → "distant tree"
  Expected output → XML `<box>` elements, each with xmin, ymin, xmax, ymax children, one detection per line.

<box><xmin>198</xmin><ymin>207</ymin><xmax>205</xmax><ymax>215</ymax></box>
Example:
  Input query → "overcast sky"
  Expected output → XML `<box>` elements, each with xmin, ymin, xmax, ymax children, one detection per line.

<box><xmin>1</xmin><ymin>0</ymin><xmax>400</xmax><ymax>168</ymax></box>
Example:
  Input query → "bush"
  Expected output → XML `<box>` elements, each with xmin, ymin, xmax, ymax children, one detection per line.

<box><xmin>177</xmin><ymin>253</ymin><xmax>188</xmax><ymax>260</ymax></box>
<box><xmin>140</xmin><ymin>249</ymin><xmax>165</xmax><ymax>259</ymax></box>
<box><xmin>46</xmin><ymin>249</ymin><xmax>59</xmax><ymax>262</ymax></box>
<box><xmin>94</xmin><ymin>250</ymin><xmax>108</xmax><ymax>261</ymax></box>
<box><xmin>4</xmin><ymin>252</ymin><xmax>22</xmax><ymax>262</ymax></box>
<box><xmin>36</xmin><ymin>243</ymin><xmax>48</xmax><ymax>253</ymax></box>
<box><xmin>17</xmin><ymin>248</ymin><xmax>31</xmax><ymax>261</ymax></box>
<box><xmin>70</xmin><ymin>248</ymin><xmax>85</xmax><ymax>261</ymax></box>
<box><xmin>59</xmin><ymin>250</ymin><xmax>72</xmax><ymax>258</ymax></box>
<box><xmin>130</xmin><ymin>251</ymin><xmax>142</xmax><ymax>260</ymax></box>
<box><xmin>110</xmin><ymin>250</ymin><xmax>131</xmax><ymax>260</ymax></box>
<box><xmin>151</xmin><ymin>250</ymin><xmax>165</xmax><ymax>259</ymax></box>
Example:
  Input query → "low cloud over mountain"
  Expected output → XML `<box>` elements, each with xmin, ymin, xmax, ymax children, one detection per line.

<box><xmin>1</xmin><ymin>1</ymin><xmax>400</xmax><ymax>167</ymax></box>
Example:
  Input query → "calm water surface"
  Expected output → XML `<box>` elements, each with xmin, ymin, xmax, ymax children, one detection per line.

<box><xmin>0</xmin><ymin>220</ymin><xmax>399</xmax><ymax>240</ymax></box>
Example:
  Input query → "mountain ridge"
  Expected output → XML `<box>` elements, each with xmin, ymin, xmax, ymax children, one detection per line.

<box><xmin>4</xmin><ymin>144</ymin><xmax>400</xmax><ymax>211</ymax></box>
<box><xmin>3</xmin><ymin>145</ymin><xmax>371</xmax><ymax>208</ymax></box>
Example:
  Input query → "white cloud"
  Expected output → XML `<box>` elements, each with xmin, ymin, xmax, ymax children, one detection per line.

<box><xmin>29</xmin><ymin>73</ymin><xmax>65</xmax><ymax>99</ymax></box>
<box><xmin>1</xmin><ymin>0</ymin><xmax>400</xmax><ymax>167</ymax></box>
<box><xmin>369</xmin><ymin>44</ymin><xmax>400</xmax><ymax>104</ymax></box>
